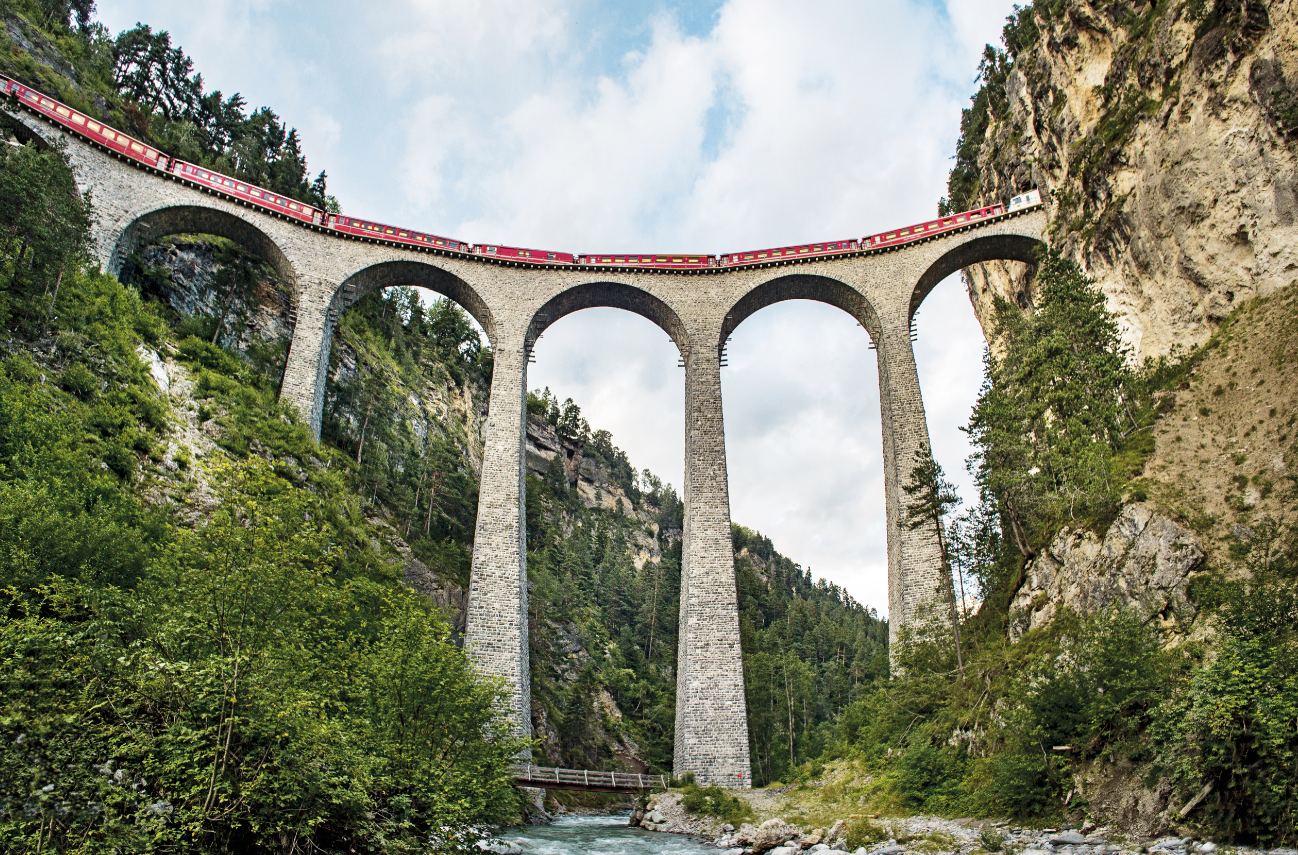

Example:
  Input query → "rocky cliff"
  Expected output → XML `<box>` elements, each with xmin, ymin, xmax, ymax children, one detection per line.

<box><xmin>955</xmin><ymin>0</ymin><xmax>1298</xmax><ymax>360</ymax></box>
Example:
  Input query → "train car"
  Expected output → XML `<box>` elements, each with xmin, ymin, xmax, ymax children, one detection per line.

<box><xmin>476</xmin><ymin>245</ymin><xmax>576</xmax><ymax>265</ymax></box>
<box><xmin>1008</xmin><ymin>188</ymin><xmax>1042</xmax><ymax>211</ymax></box>
<box><xmin>3</xmin><ymin>75</ymin><xmax>168</xmax><ymax>170</ymax></box>
<box><xmin>864</xmin><ymin>202</ymin><xmax>1006</xmax><ymax>249</ymax></box>
<box><xmin>170</xmin><ymin>160</ymin><xmax>321</xmax><ymax>225</ymax></box>
<box><xmin>328</xmin><ymin>215</ymin><xmax>468</xmax><ymax>252</ymax></box>
<box><xmin>718</xmin><ymin>238</ymin><xmax>858</xmax><ymax>268</ymax></box>
<box><xmin>578</xmin><ymin>253</ymin><xmax>713</xmax><ymax>269</ymax></box>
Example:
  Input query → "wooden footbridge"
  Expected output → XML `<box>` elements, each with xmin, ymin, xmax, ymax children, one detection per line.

<box><xmin>513</xmin><ymin>764</ymin><xmax>667</xmax><ymax>794</ymax></box>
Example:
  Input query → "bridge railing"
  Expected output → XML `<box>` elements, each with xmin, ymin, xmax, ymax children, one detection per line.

<box><xmin>512</xmin><ymin>763</ymin><xmax>667</xmax><ymax>791</ymax></box>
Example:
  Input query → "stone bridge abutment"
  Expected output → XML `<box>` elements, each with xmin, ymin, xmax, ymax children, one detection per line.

<box><xmin>11</xmin><ymin>104</ymin><xmax>1048</xmax><ymax>786</ymax></box>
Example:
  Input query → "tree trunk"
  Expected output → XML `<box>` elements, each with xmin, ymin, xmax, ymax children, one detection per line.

<box><xmin>356</xmin><ymin>400</ymin><xmax>372</xmax><ymax>467</ymax></box>
<box><xmin>46</xmin><ymin>266</ymin><xmax>64</xmax><ymax>318</ymax></box>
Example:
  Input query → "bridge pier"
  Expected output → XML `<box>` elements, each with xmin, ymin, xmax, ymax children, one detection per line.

<box><xmin>462</xmin><ymin>332</ymin><xmax>533</xmax><ymax>745</ymax></box>
<box><xmin>674</xmin><ymin>337</ymin><xmax>752</xmax><ymax>787</ymax></box>
<box><xmin>873</xmin><ymin>299</ymin><xmax>947</xmax><ymax>652</ymax></box>
<box><xmin>280</xmin><ymin>282</ymin><xmax>341</xmax><ymax>437</ymax></box>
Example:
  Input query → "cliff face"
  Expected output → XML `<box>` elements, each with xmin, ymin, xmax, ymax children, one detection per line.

<box><xmin>959</xmin><ymin>0</ymin><xmax>1298</xmax><ymax>359</ymax></box>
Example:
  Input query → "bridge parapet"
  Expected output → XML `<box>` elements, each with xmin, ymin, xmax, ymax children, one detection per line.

<box><xmin>512</xmin><ymin>764</ymin><xmax>667</xmax><ymax>793</ymax></box>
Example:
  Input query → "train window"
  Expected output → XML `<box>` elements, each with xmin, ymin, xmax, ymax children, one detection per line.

<box><xmin>55</xmin><ymin>105</ymin><xmax>70</xmax><ymax>117</ymax></box>
<box><xmin>289</xmin><ymin>203</ymin><xmax>299</xmax><ymax>211</ymax></box>
<box><xmin>70</xmin><ymin>113</ymin><xmax>85</xmax><ymax>125</ymax></box>
<box><xmin>237</xmin><ymin>184</ymin><xmax>247</xmax><ymax>192</ymax></box>
<box><xmin>87</xmin><ymin>120</ymin><xmax>100</xmax><ymax>131</ymax></box>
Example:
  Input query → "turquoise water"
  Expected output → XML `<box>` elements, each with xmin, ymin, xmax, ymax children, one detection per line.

<box><xmin>504</xmin><ymin>815</ymin><xmax>717</xmax><ymax>855</ymax></box>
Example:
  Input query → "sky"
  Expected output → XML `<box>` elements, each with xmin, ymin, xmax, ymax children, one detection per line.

<box><xmin>95</xmin><ymin>0</ymin><xmax>1019</xmax><ymax>616</ymax></box>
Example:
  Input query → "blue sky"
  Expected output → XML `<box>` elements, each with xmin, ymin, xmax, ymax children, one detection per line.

<box><xmin>95</xmin><ymin>0</ymin><xmax>1020</xmax><ymax>615</ymax></box>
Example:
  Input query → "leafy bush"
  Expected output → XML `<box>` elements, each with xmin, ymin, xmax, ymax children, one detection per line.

<box><xmin>679</xmin><ymin>781</ymin><xmax>748</xmax><ymax>824</ymax></box>
<box><xmin>1155</xmin><ymin>562</ymin><xmax>1298</xmax><ymax>846</ymax></box>
<box><xmin>0</xmin><ymin>460</ymin><xmax>525</xmax><ymax>852</ymax></box>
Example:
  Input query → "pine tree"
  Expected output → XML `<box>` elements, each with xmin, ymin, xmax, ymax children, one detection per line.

<box><xmin>903</xmin><ymin>444</ymin><xmax>965</xmax><ymax>678</ymax></box>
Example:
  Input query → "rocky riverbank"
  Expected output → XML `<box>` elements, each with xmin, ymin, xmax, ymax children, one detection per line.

<box><xmin>631</xmin><ymin>793</ymin><xmax>1298</xmax><ymax>855</ymax></box>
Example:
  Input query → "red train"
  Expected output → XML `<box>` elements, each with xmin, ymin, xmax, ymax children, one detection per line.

<box><xmin>2</xmin><ymin>75</ymin><xmax>1044</xmax><ymax>272</ymax></box>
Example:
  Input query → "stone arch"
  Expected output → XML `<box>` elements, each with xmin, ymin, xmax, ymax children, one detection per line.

<box><xmin>1</xmin><ymin>108</ymin><xmax>56</xmax><ymax>149</ymax></box>
<box><xmin>110</xmin><ymin>204</ymin><xmax>296</xmax><ymax>285</ymax></box>
<box><xmin>908</xmin><ymin>232</ymin><xmax>1044</xmax><ymax>321</ymax></box>
<box><xmin>333</xmin><ymin>260</ymin><xmax>497</xmax><ymax>351</ymax></box>
<box><xmin>721</xmin><ymin>273</ymin><xmax>883</xmax><ymax>350</ymax></box>
<box><xmin>525</xmin><ymin>281</ymin><xmax>689</xmax><ymax>357</ymax></box>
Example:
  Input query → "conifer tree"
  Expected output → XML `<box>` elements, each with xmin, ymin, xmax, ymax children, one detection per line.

<box><xmin>903</xmin><ymin>443</ymin><xmax>965</xmax><ymax>678</ymax></box>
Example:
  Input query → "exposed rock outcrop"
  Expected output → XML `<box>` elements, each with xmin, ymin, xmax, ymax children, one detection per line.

<box><xmin>960</xmin><ymin>0</ymin><xmax>1298</xmax><ymax>360</ymax></box>
<box><xmin>1009</xmin><ymin>504</ymin><xmax>1205</xmax><ymax>638</ymax></box>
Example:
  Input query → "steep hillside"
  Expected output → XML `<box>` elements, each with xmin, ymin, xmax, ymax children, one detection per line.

<box><xmin>948</xmin><ymin>0</ymin><xmax>1298</xmax><ymax>359</ymax></box>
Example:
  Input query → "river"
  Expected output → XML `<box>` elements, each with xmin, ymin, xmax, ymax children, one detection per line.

<box><xmin>503</xmin><ymin>814</ymin><xmax>716</xmax><ymax>855</ymax></box>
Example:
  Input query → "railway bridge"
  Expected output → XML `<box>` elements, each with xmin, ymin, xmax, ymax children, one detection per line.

<box><xmin>6</xmin><ymin>97</ymin><xmax>1046</xmax><ymax>788</ymax></box>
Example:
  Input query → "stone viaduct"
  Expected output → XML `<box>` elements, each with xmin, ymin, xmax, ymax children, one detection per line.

<box><xmin>9</xmin><ymin>106</ymin><xmax>1046</xmax><ymax>787</ymax></box>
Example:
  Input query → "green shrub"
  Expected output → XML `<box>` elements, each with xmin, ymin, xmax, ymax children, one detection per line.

<box><xmin>177</xmin><ymin>336</ymin><xmax>245</xmax><ymax>377</ymax></box>
<box><xmin>679</xmin><ymin>781</ymin><xmax>747</xmax><ymax>824</ymax></box>
<box><xmin>845</xmin><ymin>818</ymin><xmax>887</xmax><ymax>849</ymax></box>
<box><xmin>978</xmin><ymin>825</ymin><xmax>1006</xmax><ymax>851</ymax></box>
<box><xmin>1155</xmin><ymin>568</ymin><xmax>1298</xmax><ymax>846</ymax></box>
<box><xmin>58</xmin><ymin>362</ymin><xmax>98</xmax><ymax>398</ymax></box>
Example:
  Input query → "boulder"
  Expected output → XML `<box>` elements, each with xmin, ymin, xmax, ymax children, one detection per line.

<box><xmin>476</xmin><ymin>842</ymin><xmax>522</xmax><ymax>855</ymax></box>
<box><xmin>800</xmin><ymin>836</ymin><xmax>823</xmax><ymax>849</ymax></box>
<box><xmin>1050</xmin><ymin>832</ymin><xmax>1088</xmax><ymax>846</ymax></box>
<box><xmin>825</xmin><ymin>820</ymin><xmax>849</xmax><ymax>847</ymax></box>
<box><xmin>751</xmin><ymin>820</ymin><xmax>800</xmax><ymax>853</ymax></box>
